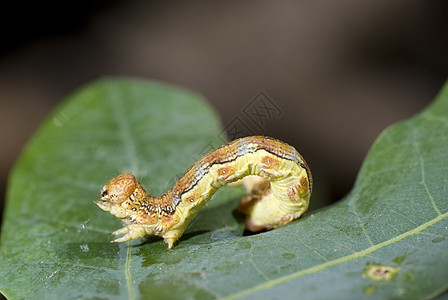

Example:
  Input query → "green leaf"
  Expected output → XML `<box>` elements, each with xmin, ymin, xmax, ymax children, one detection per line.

<box><xmin>1</xmin><ymin>78</ymin><xmax>447</xmax><ymax>300</ymax></box>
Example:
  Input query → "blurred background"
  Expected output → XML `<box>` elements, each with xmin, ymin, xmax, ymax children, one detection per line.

<box><xmin>0</xmin><ymin>0</ymin><xmax>447</xmax><ymax>233</ymax></box>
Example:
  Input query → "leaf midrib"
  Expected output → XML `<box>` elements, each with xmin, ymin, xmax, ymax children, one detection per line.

<box><xmin>224</xmin><ymin>211</ymin><xmax>448</xmax><ymax>299</ymax></box>
<box><xmin>125</xmin><ymin>240</ymin><xmax>135</xmax><ymax>300</ymax></box>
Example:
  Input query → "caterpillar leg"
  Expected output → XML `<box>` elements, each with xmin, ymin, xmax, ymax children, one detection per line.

<box><xmin>237</xmin><ymin>176</ymin><xmax>272</xmax><ymax>231</ymax></box>
<box><xmin>162</xmin><ymin>228</ymin><xmax>185</xmax><ymax>250</ymax></box>
<box><xmin>163</xmin><ymin>237</ymin><xmax>177</xmax><ymax>250</ymax></box>
<box><xmin>237</xmin><ymin>176</ymin><xmax>269</xmax><ymax>212</ymax></box>
<box><xmin>111</xmin><ymin>224</ymin><xmax>147</xmax><ymax>243</ymax></box>
<box><xmin>238</xmin><ymin>175</ymin><xmax>311</xmax><ymax>231</ymax></box>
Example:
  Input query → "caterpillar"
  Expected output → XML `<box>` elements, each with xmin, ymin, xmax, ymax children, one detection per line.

<box><xmin>95</xmin><ymin>136</ymin><xmax>312</xmax><ymax>249</ymax></box>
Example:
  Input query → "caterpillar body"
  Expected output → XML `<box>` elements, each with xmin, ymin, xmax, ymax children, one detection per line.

<box><xmin>96</xmin><ymin>136</ymin><xmax>312</xmax><ymax>249</ymax></box>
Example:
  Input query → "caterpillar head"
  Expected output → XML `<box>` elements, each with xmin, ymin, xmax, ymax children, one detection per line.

<box><xmin>95</xmin><ymin>173</ymin><xmax>147</xmax><ymax>219</ymax></box>
<box><xmin>99</xmin><ymin>173</ymin><xmax>137</xmax><ymax>203</ymax></box>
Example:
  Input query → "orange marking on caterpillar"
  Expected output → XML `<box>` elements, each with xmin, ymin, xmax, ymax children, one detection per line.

<box><xmin>218</xmin><ymin>165</ymin><xmax>236</xmax><ymax>181</ymax></box>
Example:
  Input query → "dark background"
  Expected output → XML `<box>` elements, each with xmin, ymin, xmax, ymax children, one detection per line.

<box><xmin>0</xmin><ymin>1</ymin><xmax>447</xmax><ymax>296</ymax></box>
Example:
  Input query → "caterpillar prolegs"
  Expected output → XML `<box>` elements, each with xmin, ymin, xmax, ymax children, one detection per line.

<box><xmin>95</xmin><ymin>136</ymin><xmax>312</xmax><ymax>249</ymax></box>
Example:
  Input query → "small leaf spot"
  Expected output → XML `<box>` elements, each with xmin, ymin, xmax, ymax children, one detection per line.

<box><xmin>363</xmin><ymin>285</ymin><xmax>376</xmax><ymax>295</ymax></box>
<box><xmin>431</xmin><ymin>236</ymin><xmax>446</xmax><ymax>243</ymax></box>
<box><xmin>365</xmin><ymin>265</ymin><xmax>398</xmax><ymax>281</ymax></box>
<box><xmin>281</xmin><ymin>253</ymin><xmax>295</xmax><ymax>260</ymax></box>
<box><xmin>393</xmin><ymin>255</ymin><xmax>407</xmax><ymax>264</ymax></box>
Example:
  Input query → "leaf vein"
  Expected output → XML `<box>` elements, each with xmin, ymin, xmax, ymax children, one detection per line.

<box><xmin>295</xmin><ymin>225</ymin><xmax>328</xmax><ymax>262</ymax></box>
<box><xmin>124</xmin><ymin>241</ymin><xmax>136</xmax><ymax>300</ymax></box>
<box><xmin>248</xmin><ymin>241</ymin><xmax>270</xmax><ymax>281</ymax></box>
<box><xmin>352</xmin><ymin>211</ymin><xmax>374</xmax><ymax>247</ymax></box>
<box><xmin>347</xmin><ymin>195</ymin><xmax>374</xmax><ymax>246</ymax></box>
<box><xmin>413</xmin><ymin>140</ymin><xmax>441</xmax><ymax>216</ymax></box>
